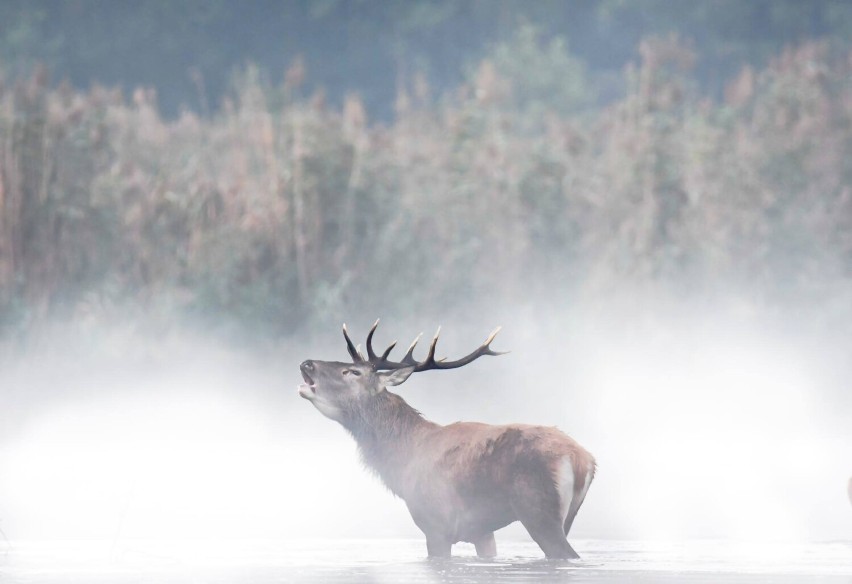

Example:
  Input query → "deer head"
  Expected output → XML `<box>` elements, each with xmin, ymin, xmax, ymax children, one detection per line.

<box><xmin>298</xmin><ymin>320</ymin><xmax>504</xmax><ymax>422</ymax></box>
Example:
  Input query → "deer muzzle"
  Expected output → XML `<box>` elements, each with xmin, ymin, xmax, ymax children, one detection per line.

<box><xmin>298</xmin><ymin>360</ymin><xmax>317</xmax><ymax>398</ymax></box>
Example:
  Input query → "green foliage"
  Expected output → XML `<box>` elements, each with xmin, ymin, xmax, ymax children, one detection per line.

<box><xmin>484</xmin><ymin>24</ymin><xmax>593</xmax><ymax>118</ymax></box>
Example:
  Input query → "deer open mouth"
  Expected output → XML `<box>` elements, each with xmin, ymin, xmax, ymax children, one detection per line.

<box><xmin>298</xmin><ymin>370</ymin><xmax>317</xmax><ymax>398</ymax></box>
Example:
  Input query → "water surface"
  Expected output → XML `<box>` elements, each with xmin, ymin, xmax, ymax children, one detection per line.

<box><xmin>1</xmin><ymin>539</ymin><xmax>850</xmax><ymax>583</ymax></box>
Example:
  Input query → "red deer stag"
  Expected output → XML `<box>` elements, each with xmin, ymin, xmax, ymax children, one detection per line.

<box><xmin>298</xmin><ymin>321</ymin><xmax>595</xmax><ymax>559</ymax></box>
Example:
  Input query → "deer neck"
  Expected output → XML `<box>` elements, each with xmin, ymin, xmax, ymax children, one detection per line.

<box><xmin>342</xmin><ymin>390</ymin><xmax>437</xmax><ymax>494</ymax></box>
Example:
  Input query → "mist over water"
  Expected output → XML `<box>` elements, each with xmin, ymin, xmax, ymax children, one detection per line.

<box><xmin>1</xmin><ymin>292</ymin><xmax>849</xmax><ymax>547</ymax></box>
<box><xmin>2</xmin><ymin>4</ymin><xmax>852</xmax><ymax>582</ymax></box>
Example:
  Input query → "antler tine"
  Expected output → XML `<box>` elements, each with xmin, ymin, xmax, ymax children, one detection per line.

<box><xmin>482</xmin><ymin>326</ymin><xmax>509</xmax><ymax>355</ymax></box>
<box><xmin>342</xmin><ymin>323</ymin><xmax>364</xmax><ymax>362</ymax></box>
<box><xmin>421</xmin><ymin>326</ymin><xmax>441</xmax><ymax>368</ymax></box>
<box><xmin>366</xmin><ymin>318</ymin><xmax>380</xmax><ymax>361</ymax></box>
<box><xmin>380</xmin><ymin>341</ymin><xmax>397</xmax><ymax>362</ymax></box>
<box><xmin>402</xmin><ymin>333</ymin><xmax>423</xmax><ymax>365</ymax></box>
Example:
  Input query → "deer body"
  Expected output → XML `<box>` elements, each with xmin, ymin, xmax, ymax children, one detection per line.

<box><xmin>298</xmin><ymin>323</ymin><xmax>595</xmax><ymax>559</ymax></box>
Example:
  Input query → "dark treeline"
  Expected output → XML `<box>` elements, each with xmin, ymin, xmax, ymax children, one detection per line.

<box><xmin>1</xmin><ymin>32</ymin><xmax>851</xmax><ymax>340</ymax></box>
<box><xmin>2</xmin><ymin>0</ymin><xmax>852</xmax><ymax>118</ymax></box>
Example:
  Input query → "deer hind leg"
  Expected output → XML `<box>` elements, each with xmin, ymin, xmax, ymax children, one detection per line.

<box><xmin>512</xmin><ymin>478</ymin><xmax>579</xmax><ymax>559</ymax></box>
<box><xmin>473</xmin><ymin>532</ymin><xmax>497</xmax><ymax>558</ymax></box>
<box><xmin>518</xmin><ymin>513</ymin><xmax>579</xmax><ymax>559</ymax></box>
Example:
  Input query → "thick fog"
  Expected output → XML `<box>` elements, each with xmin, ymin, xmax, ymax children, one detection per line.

<box><xmin>1</xmin><ymin>293</ymin><xmax>849</xmax><ymax>545</ymax></box>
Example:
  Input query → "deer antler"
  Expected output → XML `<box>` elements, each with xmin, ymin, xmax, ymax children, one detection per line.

<box><xmin>342</xmin><ymin>323</ymin><xmax>364</xmax><ymax>362</ymax></box>
<box><xmin>345</xmin><ymin>319</ymin><xmax>507</xmax><ymax>372</ymax></box>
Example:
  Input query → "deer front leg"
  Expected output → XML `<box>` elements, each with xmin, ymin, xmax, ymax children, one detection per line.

<box><xmin>407</xmin><ymin>501</ymin><xmax>453</xmax><ymax>558</ymax></box>
<box><xmin>425</xmin><ymin>536</ymin><xmax>452</xmax><ymax>558</ymax></box>
<box><xmin>473</xmin><ymin>532</ymin><xmax>497</xmax><ymax>558</ymax></box>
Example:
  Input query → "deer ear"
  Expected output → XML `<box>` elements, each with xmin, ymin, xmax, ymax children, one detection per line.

<box><xmin>378</xmin><ymin>367</ymin><xmax>415</xmax><ymax>388</ymax></box>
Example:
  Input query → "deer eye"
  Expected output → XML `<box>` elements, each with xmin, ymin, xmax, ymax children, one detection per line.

<box><xmin>342</xmin><ymin>369</ymin><xmax>361</xmax><ymax>377</ymax></box>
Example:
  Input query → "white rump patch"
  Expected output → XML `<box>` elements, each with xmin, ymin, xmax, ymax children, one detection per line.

<box><xmin>556</xmin><ymin>457</ymin><xmax>575</xmax><ymax>526</ymax></box>
<box><xmin>578</xmin><ymin>469</ymin><xmax>593</xmax><ymax>509</ymax></box>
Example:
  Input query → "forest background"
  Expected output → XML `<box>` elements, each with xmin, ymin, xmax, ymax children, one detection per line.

<box><xmin>1</xmin><ymin>0</ymin><xmax>851</xmax><ymax>342</ymax></box>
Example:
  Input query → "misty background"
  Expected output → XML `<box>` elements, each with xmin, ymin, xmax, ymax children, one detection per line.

<box><xmin>0</xmin><ymin>0</ymin><xmax>851</xmax><ymax>549</ymax></box>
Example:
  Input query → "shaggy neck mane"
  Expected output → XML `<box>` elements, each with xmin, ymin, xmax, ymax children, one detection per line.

<box><xmin>342</xmin><ymin>390</ymin><xmax>436</xmax><ymax>492</ymax></box>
